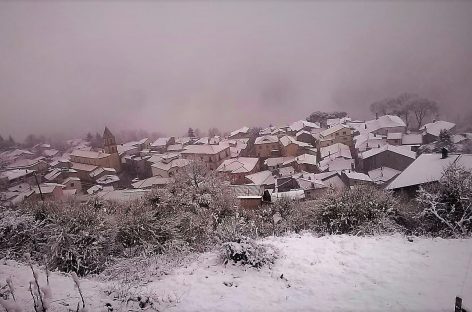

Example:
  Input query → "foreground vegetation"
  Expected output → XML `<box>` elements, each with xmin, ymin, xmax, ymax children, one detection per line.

<box><xmin>1</xmin><ymin>163</ymin><xmax>471</xmax><ymax>279</ymax></box>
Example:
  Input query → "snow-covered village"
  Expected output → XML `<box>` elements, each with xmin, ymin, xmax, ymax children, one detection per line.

<box><xmin>1</xmin><ymin>1</ymin><xmax>472</xmax><ymax>311</ymax></box>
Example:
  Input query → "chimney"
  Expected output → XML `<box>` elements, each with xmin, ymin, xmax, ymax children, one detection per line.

<box><xmin>441</xmin><ymin>148</ymin><xmax>448</xmax><ymax>159</ymax></box>
<box><xmin>375</xmin><ymin>113</ymin><xmax>378</xmax><ymax>119</ymax></box>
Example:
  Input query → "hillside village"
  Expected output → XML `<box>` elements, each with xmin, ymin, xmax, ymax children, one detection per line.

<box><xmin>1</xmin><ymin>113</ymin><xmax>471</xmax><ymax>207</ymax></box>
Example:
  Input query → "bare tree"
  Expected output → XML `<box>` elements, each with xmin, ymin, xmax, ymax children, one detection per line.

<box><xmin>208</xmin><ymin>127</ymin><xmax>221</xmax><ymax>137</ymax></box>
<box><xmin>406</xmin><ymin>97</ymin><xmax>438</xmax><ymax>129</ymax></box>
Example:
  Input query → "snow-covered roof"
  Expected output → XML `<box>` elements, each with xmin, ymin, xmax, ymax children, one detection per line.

<box><xmin>264</xmin><ymin>157</ymin><xmax>295</xmax><ymax>168</ymax></box>
<box><xmin>70</xmin><ymin>149</ymin><xmax>110</xmax><ymax>159</ymax></box>
<box><xmin>89</xmin><ymin>167</ymin><xmax>116</xmax><ymax>178</ymax></box>
<box><xmin>96</xmin><ymin>189</ymin><xmax>149</xmax><ymax>201</ymax></box>
<box><xmin>151</xmin><ymin>137</ymin><xmax>172</xmax><ymax>147</ymax></box>
<box><xmin>96</xmin><ymin>175</ymin><xmax>120</xmax><ymax>185</ymax></box>
<box><xmin>182</xmin><ymin>143</ymin><xmax>229</xmax><ymax>155</ymax></box>
<box><xmin>294</xmin><ymin>153</ymin><xmax>317</xmax><ymax>165</ymax></box>
<box><xmin>387</xmin><ymin>132</ymin><xmax>403</xmax><ymax>140</ymax></box>
<box><xmin>342</xmin><ymin>171</ymin><xmax>373</xmax><ymax>182</ymax></box>
<box><xmin>387</xmin><ymin>153</ymin><xmax>472</xmax><ymax>190</ymax></box>
<box><xmin>151</xmin><ymin>158</ymin><xmax>190</xmax><ymax>171</ymax></box>
<box><xmin>320</xmin><ymin>143</ymin><xmax>352</xmax><ymax>159</ymax></box>
<box><xmin>319</xmin><ymin>157</ymin><xmax>354</xmax><ymax>172</ymax></box>
<box><xmin>402</xmin><ymin>133</ymin><xmax>423</xmax><ymax>145</ymax></box>
<box><xmin>363</xmin><ymin>115</ymin><xmax>406</xmax><ymax>134</ymax></box>
<box><xmin>131</xmin><ymin>176</ymin><xmax>174</xmax><ymax>189</ymax></box>
<box><xmin>368</xmin><ymin>167</ymin><xmax>401</xmax><ymax>184</ymax></box>
<box><xmin>70</xmin><ymin>162</ymin><xmax>98</xmax><ymax>172</ymax></box>
<box><xmin>216</xmin><ymin>157</ymin><xmax>259</xmax><ymax>174</ymax></box>
<box><xmin>420</xmin><ymin>120</ymin><xmax>456</xmax><ymax>137</ymax></box>
<box><xmin>245</xmin><ymin>170</ymin><xmax>276</xmax><ymax>186</ymax></box>
<box><xmin>229</xmin><ymin>126</ymin><xmax>250</xmax><ymax>138</ymax></box>
<box><xmin>229</xmin><ymin>184</ymin><xmax>264</xmax><ymax>197</ymax></box>
<box><xmin>7</xmin><ymin>157</ymin><xmax>46</xmax><ymax>169</ymax></box>
<box><xmin>254</xmin><ymin>135</ymin><xmax>279</xmax><ymax>145</ymax></box>
<box><xmin>360</xmin><ymin>144</ymin><xmax>416</xmax><ymax>160</ymax></box>
<box><xmin>288</xmin><ymin>120</ymin><xmax>320</xmax><ymax>132</ymax></box>
<box><xmin>319</xmin><ymin>124</ymin><xmax>350</xmax><ymax>137</ymax></box>
<box><xmin>0</xmin><ymin>169</ymin><xmax>34</xmax><ymax>181</ymax></box>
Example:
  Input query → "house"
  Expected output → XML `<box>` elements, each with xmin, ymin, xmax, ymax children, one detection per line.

<box><xmin>229</xmin><ymin>126</ymin><xmax>250</xmax><ymax>139</ymax></box>
<box><xmin>216</xmin><ymin>157</ymin><xmax>260</xmax><ymax>184</ymax></box>
<box><xmin>316</xmin><ymin>124</ymin><xmax>353</xmax><ymax>148</ymax></box>
<box><xmin>151</xmin><ymin>158</ymin><xmax>191</xmax><ymax>177</ymax></box>
<box><xmin>0</xmin><ymin>169</ymin><xmax>36</xmax><ymax>190</ymax></box>
<box><xmin>131</xmin><ymin>176</ymin><xmax>174</xmax><ymax>189</ymax></box>
<box><xmin>254</xmin><ymin>135</ymin><xmax>280</xmax><ymax>158</ymax></box>
<box><xmin>62</xmin><ymin>177</ymin><xmax>82</xmax><ymax>194</ymax></box>
<box><xmin>277</xmin><ymin>175</ymin><xmax>327</xmax><ymax>200</ymax></box>
<box><xmin>150</xmin><ymin>137</ymin><xmax>175</xmax><ymax>153</ymax></box>
<box><xmin>70</xmin><ymin>162</ymin><xmax>98</xmax><ymax>182</ymax></box>
<box><xmin>358</xmin><ymin>144</ymin><xmax>416</xmax><ymax>172</ymax></box>
<box><xmin>295</xmin><ymin>130</ymin><xmax>317</xmax><ymax>145</ymax></box>
<box><xmin>89</xmin><ymin>167</ymin><xmax>117</xmax><ymax>181</ymax></box>
<box><xmin>401</xmin><ymin>133</ymin><xmax>423</xmax><ymax>152</ymax></box>
<box><xmin>341</xmin><ymin>170</ymin><xmax>373</xmax><ymax>188</ymax></box>
<box><xmin>387</xmin><ymin>152</ymin><xmax>472</xmax><ymax>195</ymax></box>
<box><xmin>279</xmin><ymin>136</ymin><xmax>311</xmax><ymax>157</ymax></box>
<box><xmin>312</xmin><ymin>171</ymin><xmax>347</xmax><ymax>191</ymax></box>
<box><xmin>237</xmin><ymin>195</ymin><xmax>263</xmax><ymax>209</ymax></box>
<box><xmin>386</xmin><ymin>132</ymin><xmax>403</xmax><ymax>146</ymax></box>
<box><xmin>123</xmin><ymin>155</ymin><xmax>152</xmax><ymax>179</ymax></box>
<box><xmin>363</xmin><ymin>115</ymin><xmax>406</xmax><ymax>136</ymax></box>
<box><xmin>44</xmin><ymin>168</ymin><xmax>78</xmax><ymax>183</ymax></box>
<box><xmin>181</xmin><ymin>144</ymin><xmax>230</xmax><ymax>170</ymax></box>
<box><xmin>420</xmin><ymin>120</ymin><xmax>456</xmax><ymax>144</ymax></box>
<box><xmin>293</xmin><ymin>154</ymin><xmax>318</xmax><ymax>173</ymax></box>
<box><xmin>117</xmin><ymin>144</ymin><xmax>139</xmax><ymax>160</ymax></box>
<box><xmin>7</xmin><ymin>157</ymin><xmax>49</xmax><ymax>173</ymax></box>
<box><xmin>32</xmin><ymin>183</ymin><xmax>65</xmax><ymax>201</ymax></box>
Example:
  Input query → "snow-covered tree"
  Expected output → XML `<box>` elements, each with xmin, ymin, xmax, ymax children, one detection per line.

<box><xmin>416</xmin><ymin>163</ymin><xmax>472</xmax><ymax>237</ymax></box>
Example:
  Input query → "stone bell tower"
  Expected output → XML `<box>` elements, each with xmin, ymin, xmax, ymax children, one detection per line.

<box><xmin>103</xmin><ymin>127</ymin><xmax>121</xmax><ymax>171</ymax></box>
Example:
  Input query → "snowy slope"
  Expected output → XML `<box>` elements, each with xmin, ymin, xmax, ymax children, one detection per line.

<box><xmin>1</xmin><ymin>234</ymin><xmax>471</xmax><ymax>311</ymax></box>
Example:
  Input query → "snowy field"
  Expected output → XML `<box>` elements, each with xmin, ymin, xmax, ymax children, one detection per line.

<box><xmin>1</xmin><ymin>233</ymin><xmax>471</xmax><ymax>311</ymax></box>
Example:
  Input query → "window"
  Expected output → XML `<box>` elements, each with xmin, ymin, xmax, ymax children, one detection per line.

<box><xmin>342</xmin><ymin>131</ymin><xmax>346</xmax><ymax>135</ymax></box>
<box><xmin>70</xmin><ymin>183</ymin><xmax>74</xmax><ymax>187</ymax></box>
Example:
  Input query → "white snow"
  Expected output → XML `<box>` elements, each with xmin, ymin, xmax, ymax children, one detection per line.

<box><xmin>1</xmin><ymin>234</ymin><xmax>471</xmax><ymax>311</ymax></box>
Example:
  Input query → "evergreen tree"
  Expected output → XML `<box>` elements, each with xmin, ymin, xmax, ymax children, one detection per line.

<box><xmin>86</xmin><ymin>132</ymin><xmax>93</xmax><ymax>142</ymax></box>
<box><xmin>188</xmin><ymin>127</ymin><xmax>195</xmax><ymax>138</ymax></box>
<box><xmin>434</xmin><ymin>129</ymin><xmax>455</xmax><ymax>152</ymax></box>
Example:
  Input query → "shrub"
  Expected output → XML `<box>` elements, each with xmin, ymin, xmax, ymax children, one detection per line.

<box><xmin>311</xmin><ymin>185</ymin><xmax>401</xmax><ymax>235</ymax></box>
<box><xmin>220</xmin><ymin>237</ymin><xmax>278</xmax><ymax>268</ymax></box>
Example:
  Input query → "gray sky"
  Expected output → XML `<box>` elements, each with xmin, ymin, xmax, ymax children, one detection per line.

<box><xmin>1</xmin><ymin>1</ymin><xmax>472</xmax><ymax>140</ymax></box>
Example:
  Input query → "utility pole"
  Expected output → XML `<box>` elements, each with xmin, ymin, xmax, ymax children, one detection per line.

<box><xmin>33</xmin><ymin>171</ymin><xmax>44</xmax><ymax>201</ymax></box>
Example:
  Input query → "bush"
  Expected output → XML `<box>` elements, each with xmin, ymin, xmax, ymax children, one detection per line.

<box><xmin>416</xmin><ymin>163</ymin><xmax>472</xmax><ymax>237</ymax></box>
<box><xmin>311</xmin><ymin>185</ymin><xmax>401</xmax><ymax>235</ymax></box>
<box><xmin>220</xmin><ymin>237</ymin><xmax>278</xmax><ymax>268</ymax></box>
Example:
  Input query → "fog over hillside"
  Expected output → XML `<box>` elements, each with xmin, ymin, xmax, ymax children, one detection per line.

<box><xmin>1</xmin><ymin>1</ymin><xmax>472</xmax><ymax>140</ymax></box>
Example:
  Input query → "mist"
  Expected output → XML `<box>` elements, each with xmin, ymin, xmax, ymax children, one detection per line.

<box><xmin>1</xmin><ymin>1</ymin><xmax>472</xmax><ymax>140</ymax></box>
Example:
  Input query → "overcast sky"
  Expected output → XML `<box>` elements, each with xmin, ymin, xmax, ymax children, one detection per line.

<box><xmin>1</xmin><ymin>1</ymin><xmax>472</xmax><ymax>140</ymax></box>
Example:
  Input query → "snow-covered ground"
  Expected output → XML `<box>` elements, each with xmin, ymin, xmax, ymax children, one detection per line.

<box><xmin>1</xmin><ymin>233</ymin><xmax>471</xmax><ymax>311</ymax></box>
